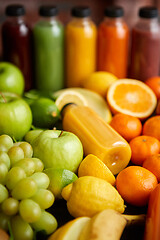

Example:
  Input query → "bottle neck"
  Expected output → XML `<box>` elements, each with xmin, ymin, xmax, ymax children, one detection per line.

<box><xmin>5</xmin><ymin>15</ymin><xmax>26</xmax><ymax>24</ymax></box>
<box><xmin>103</xmin><ymin>16</ymin><xmax>125</xmax><ymax>27</ymax></box>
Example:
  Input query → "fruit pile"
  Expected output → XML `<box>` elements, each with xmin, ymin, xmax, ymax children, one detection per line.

<box><xmin>1</xmin><ymin>62</ymin><xmax>160</xmax><ymax>239</ymax></box>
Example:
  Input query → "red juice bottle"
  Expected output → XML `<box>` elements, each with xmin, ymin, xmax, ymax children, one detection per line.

<box><xmin>1</xmin><ymin>4</ymin><xmax>33</xmax><ymax>91</ymax></box>
<box><xmin>129</xmin><ymin>6</ymin><xmax>160</xmax><ymax>81</ymax></box>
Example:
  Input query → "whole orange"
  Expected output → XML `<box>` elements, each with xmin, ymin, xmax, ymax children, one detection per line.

<box><xmin>129</xmin><ymin>135</ymin><xmax>160</xmax><ymax>165</ymax></box>
<box><xmin>145</xmin><ymin>76</ymin><xmax>160</xmax><ymax>99</ymax></box>
<box><xmin>110</xmin><ymin>113</ymin><xmax>142</xmax><ymax>142</ymax></box>
<box><xmin>143</xmin><ymin>115</ymin><xmax>160</xmax><ymax>141</ymax></box>
<box><xmin>143</xmin><ymin>154</ymin><xmax>160</xmax><ymax>182</ymax></box>
<box><xmin>116</xmin><ymin>165</ymin><xmax>158</xmax><ymax>206</ymax></box>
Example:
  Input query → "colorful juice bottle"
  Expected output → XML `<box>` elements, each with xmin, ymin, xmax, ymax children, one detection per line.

<box><xmin>1</xmin><ymin>4</ymin><xmax>33</xmax><ymax>91</ymax></box>
<box><xmin>33</xmin><ymin>5</ymin><xmax>64</xmax><ymax>92</ymax></box>
<box><xmin>129</xmin><ymin>6</ymin><xmax>160</xmax><ymax>81</ymax></box>
<box><xmin>65</xmin><ymin>6</ymin><xmax>97</xmax><ymax>87</ymax></box>
<box><xmin>97</xmin><ymin>6</ymin><xmax>129</xmax><ymax>78</ymax></box>
<box><xmin>62</xmin><ymin>104</ymin><xmax>131</xmax><ymax>175</ymax></box>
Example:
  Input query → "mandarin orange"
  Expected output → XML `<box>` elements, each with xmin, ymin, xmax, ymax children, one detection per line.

<box><xmin>145</xmin><ymin>76</ymin><xmax>160</xmax><ymax>99</ymax></box>
<box><xmin>143</xmin><ymin>115</ymin><xmax>160</xmax><ymax>141</ymax></box>
<box><xmin>143</xmin><ymin>154</ymin><xmax>160</xmax><ymax>182</ymax></box>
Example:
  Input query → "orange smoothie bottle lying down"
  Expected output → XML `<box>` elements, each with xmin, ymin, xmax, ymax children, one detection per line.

<box><xmin>65</xmin><ymin>6</ymin><xmax>97</xmax><ymax>87</ymax></box>
<box><xmin>62</xmin><ymin>104</ymin><xmax>131</xmax><ymax>175</ymax></box>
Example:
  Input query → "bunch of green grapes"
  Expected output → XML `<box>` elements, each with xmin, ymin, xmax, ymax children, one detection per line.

<box><xmin>0</xmin><ymin>134</ymin><xmax>57</xmax><ymax>240</ymax></box>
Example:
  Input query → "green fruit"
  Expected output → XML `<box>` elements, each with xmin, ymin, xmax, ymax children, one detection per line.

<box><xmin>30</xmin><ymin>98</ymin><xmax>60</xmax><ymax>128</ymax></box>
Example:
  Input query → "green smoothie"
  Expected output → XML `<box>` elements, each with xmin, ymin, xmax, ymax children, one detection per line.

<box><xmin>33</xmin><ymin>6</ymin><xmax>64</xmax><ymax>92</ymax></box>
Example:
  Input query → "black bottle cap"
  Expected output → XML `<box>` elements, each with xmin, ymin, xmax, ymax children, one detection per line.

<box><xmin>71</xmin><ymin>6</ymin><xmax>91</xmax><ymax>18</ymax></box>
<box><xmin>5</xmin><ymin>4</ymin><xmax>25</xmax><ymax>16</ymax></box>
<box><xmin>39</xmin><ymin>5</ymin><xmax>58</xmax><ymax>17</ymax></box>
<box><xmin>139</xmin><ymin>6</ymin><xmax>158</xmax><ymax>18</ymax></box>
<box><xmin>104</xmin><ymin>6</ymin><xmax>124</xmax><ymax>17</ymax></box>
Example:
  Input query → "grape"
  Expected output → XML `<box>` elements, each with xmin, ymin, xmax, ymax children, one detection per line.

<box><xmin>1</xmin><ymin>197</ymin><xmax>19</xmax><ymax>216</ymax></box>
<box><xmin>32</xmin><ymin>157</ymin><xmax>44</xmax><ymax>172</ymax></box>
<box><xmin>14</xmin><ymin>142</ymin><xmax>33</xmax><ymax>158</ymax></box>
<box><xmin>0</xmin><ymin>162</ymin><xmax>8</xmax><ymax>184</ymax></box>
<box><xmin>0</xmin><ymin>134</ymin><xmax>13</xmax><ymax>152</ymax></box>
<box><xmin>0</xmin><ymin>211</ymin><xmax>10</xmax><ymax>231</ymax></box>
<box><xmin>11</xmin><ymin>177</ymin><xmax>37</xmax><ymax>200</ymax></box>
<box><xmin>19</xmin><ymin>199</ymin><xmax>41</xmax><ymax>223</ymax></box>
<box><xmin>0</xmin><ymin>184</ymin><xmax>8</xmax><ymax>203</ymax></box>
<box><xmin>31</xmin><ymin>210</ymin><xmax>58</xmax><ymax>235</ymax></box>
<box><xmin>10</xmin><ymin>215</ymin><xmax>34</xmax><ymax>240</ymax></box>
<box><xmin>31</xmin><ymin>189</ymin><xmax>55</xmax><ymax>209</ymax></box>
<box><xmin>30</xmin><ymin>172</ymin><xmax>50</xmax><ymax>189</ymax></box>
<box><xmin>6</xmin><ymin>166</ymin><xmax>26</xmax><ymax>190</ymax></box>
<box><xmin>8</xmin><ymin>146</ymin><xmax>24</xmax><ymax>166</ymax></box>
<box><xmin>14</xmin><ymin>158</ymin><xmax>36</xmax><ymax>176</ymax></box>
<box><xmin>0</xmin><ymin>151</ymin><xmax>10</xmax><ymax>169</ymax></box>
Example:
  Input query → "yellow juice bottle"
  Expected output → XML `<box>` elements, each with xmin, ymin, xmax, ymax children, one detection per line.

<box><xmin>65</xmin><ymin>6</ymin><xmax>97</xmax><ymax>88</ymax></box>
<box><xmin>62</xmin><ymin>104</ymin><xmax>131</xmax><ymax>175</ymax></box>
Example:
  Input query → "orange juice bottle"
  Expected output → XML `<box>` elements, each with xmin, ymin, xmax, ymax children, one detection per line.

<box><xmin>97</xmin><ymin>6</ymin><xmax>129</xmax><ymax>78</ymax></box>
<box><xmin>62</xmin><ymin>104</ymin><xmax>131</xmax><ymax>175</ymax></box>
<box><xmin>65</xmin><ymin>6</ymin><xmax>97</xmax><ymax>87</ymax></box>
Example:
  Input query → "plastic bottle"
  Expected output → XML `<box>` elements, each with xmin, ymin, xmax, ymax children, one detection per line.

<box><xmin>97</xmin><ymin>6</ymin><xmax>129</xmax><ymax>78</ymax></box>
<box><xmin>33</xmin><ymin>5</ymin><xmax>64</xmax><ymax>92</ymax></box>
<box><xmin>1</xmin><ymin>4</ymin><xmax>33</xmax><ymax>91</ymax></box>
<box><xmin>62</xmin><ymin>104</ymin><xmax>131</xmax><ymax>175</ymax></box>
<box><xmin>129</xmin><ymin>6</ymin><xmax>160</xmax><ymax>81</ymax></box>
<box><xmin>65</xmin><ymin>6</ymin><xmax>97</xmax><ymax>88</ymax></box>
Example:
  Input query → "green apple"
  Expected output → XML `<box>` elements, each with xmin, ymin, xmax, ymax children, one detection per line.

<box><xmin>0</xmin><ymin>92</ymin><xmax>32</xmax><ymax>141</ymax></box>
<box><xmin>31</xmin><ymin>129</ymin><xmax>83</xmax><ymax>172</ymax></box>
<box><xmin>0</xmin><ymin>62</ymin><xmax>24</xmax><ymax>95</ymax></box>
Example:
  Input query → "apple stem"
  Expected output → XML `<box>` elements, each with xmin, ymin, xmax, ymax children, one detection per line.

<box><xmin>0</xmin><ymin>92</ymin><xmax>7</xmax><ymax>103</ymax></box>
<box><xmin>58</xmin><ymin>130</ymin><xmax>63</xmax><ymax>137</ymax></box>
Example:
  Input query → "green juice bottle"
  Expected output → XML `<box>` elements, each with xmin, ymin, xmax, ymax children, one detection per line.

<box><xmin>33</xmin><ymin>5</ymin><xmax>64</xmax><ymax>92</ymax></box>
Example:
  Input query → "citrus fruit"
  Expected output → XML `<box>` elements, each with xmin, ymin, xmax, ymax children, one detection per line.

<box><xmin>145</xmin><ymin>76</ymin><xmax>160</xmax><ymax>99</ymax></box>
<box><xmin>116</xmin><ymin>165</ymin><xmax>158</xmax><ymax>206</ymax></box>
<box><xmin>78</xmin><ymin>154</ymin><xmax>116</xmax><ymax>185</ymax></box>
<box><xmin>143</xmin><ymin>115</ymin><xmax>160</xmax><ymax>141</ymax></box>
<box><xmin>53</xmin><ymin>88</ymin><xmax>112</xmax><ymax>122</ymax></box>
<box><xmin>30</xmin><ymin>97</ymin><xmax>60</xmax><ymax>129</ymax></box>
<box><xmin>44</xmin><ymin>168</ymin><xmax>78</xmax><ymax>199</ymax></box>
<box><xmin>82</xmin><ymin>71</ymin><xmax>118</xmax><ymax>98</ymax></box>
<box><xmin>129</xmin><ymin>135</ymin><xmax>160</xmax><ymax>165</ymax></box>
<box><xmin>143</xmin><ymin>154</ymin><xmax>160</xmax><ymax>182</ymax></box>
<box><xmin>106</xmin><ymin>79</ymin><xmax>157</xmax><ymax>119</ymax></box>
<box><xmin>110</xmin><ymin>113</ymin><xmax>142</xmax><ymax>142</ymax></box>
<box><xmin>61</xmin><ymin>176</ymin><xmax>125</xmax><ymax>218</ymax></box>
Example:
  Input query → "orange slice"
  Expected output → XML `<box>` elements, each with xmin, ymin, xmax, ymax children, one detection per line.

<box><xmin>106</xmin><ymin>79</ymin><xmax>157</xmax><ymax>119</ymax></box>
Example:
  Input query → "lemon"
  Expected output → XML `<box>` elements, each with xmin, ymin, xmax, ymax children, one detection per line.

<box><xmin>78</xmin><ymin>154</ymin><xmax>116</xmax><ymax>185</ymax></box>
<box><xmin>44</xmin><ymin>168</ymin><xmax>78</xmax><ymax>199</ymax></box>
<box><xmin>82</xmin><ymin>71</ymin><xmax>118</xmax><ymax>98</ymax></box>
<box><xmin>61</xmin><ymin>176</ymin><xmax>125</xmax><ymax>218</ymax></box>
<box><xmin>53</xmin><ymin>88</ymin><xmax>112</xmax><ymax>123</ymax></box>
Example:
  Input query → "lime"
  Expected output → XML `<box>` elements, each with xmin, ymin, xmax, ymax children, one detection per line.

<box><xmin>30</xmin><ymin>98</ymin><xmax>60</xmax><ymax>129</ymax></box>
<box><xmin>44</xmin><ymin>168</ymin><xmax>78</xmax><ymax>199</ymax></box>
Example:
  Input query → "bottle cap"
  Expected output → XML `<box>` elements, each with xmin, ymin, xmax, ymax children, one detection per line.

<box><xmin>139</xmin><ymin>6</ymin><xmax>158</xmax><ymax>18</ymax></box>
<box><xmin>104</xmin><ymin>6</ymin><xmax>124</xmax><ymax>17</ymax></box>
<box><xmin>5</xmin><ymin>4</ymin><xmax>25</xmax><ymax>16</ymax></box>
<box><xmin>39</xmin><ymin>5</ymin><xmax>58</xmax><ymax>17</ymax></box>
<box><xmin>71</xmin><ymin>6</ymin><xmax>91</xmax><ymax>18</ymax></box>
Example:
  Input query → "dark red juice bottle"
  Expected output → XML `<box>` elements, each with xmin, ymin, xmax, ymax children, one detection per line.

<box><xmin>129</xmin><ymin>6</ymin><xmax>160</xmax><ymax>81</ymax></box>
<box><xmin>1</xmin><ymin>4</ymin><xmax>33</xmax><ymax>91</ymax></box>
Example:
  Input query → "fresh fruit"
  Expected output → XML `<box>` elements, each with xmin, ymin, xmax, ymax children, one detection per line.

<box><xmin>0</xmin><ymin>92</ymin><xmax>32</xmax><ymax>141</ymax></box>
<box><xmin>44</xmin><ymin>168</ymin><xmax>78</xmax><ymax>199</ymax></box>
<box><xmin>106</xmin><ymin>79</ymin><xmax>157</xmax><ymax>119</ymax></box>
<box><xmin>110</xmin><ymin>113</ymin><xmax>142</xmax><ymax>142</ymax></box>
<box><xmin>116</xmin><ymin>165</ymin><xmax>158</xmax><ymax>206</ymax></box>
<box><xmin>61</xmin><ymin>176</ymin><xmax>125</xmax><ymax>218</ymax></box>
<box><xmin>145</xmin><ymin>76</ymin><xmax>160</xmax><ymax>99</ymax></box>
<box><xmin>129</xmin><ymin>135</ymin><xmax>160</xmax><ymax>165</ymax></box>
<box><xmin>0</xmin><ymin>134</ymin><xmax>13</xmax><ymax>152</ymax></box>
<box><xmin>143</xmin><ymin>154</ymin><xmax>160</xmax><ymax>182</ymax></box>
<box><xmin>0</xmin><ymin>62</ymin><xmax>24</xmax><ymax>95</ymax></box>
<box><xmin>82</xmin><ymin>71</ymin><xmax>118</xmax><ymax>98</ymax></box>
<box><xmin>24</xmin><ymin>129</ymin><xmax>43</xmax><ymax>145</ymax></box>
<box><xmin>53</xmin><ymin>87</ymin><xmax>112</xmax><ymax>122</ymax></box>
<box><xmin>0</xmin><ymin>228</ymin><xmax>9</xmax><ymax>240</ymax></box>
<box><xmin>143</xmin><ymin>115</ymin><xmax>160</xmax><ymax>141</ymax></box>
<box><xmin>30</xmin><ymin>97</ymin><xmax>60</xmax><ymax>129</ymax></box>
<box><xmin>78</xmin><ymin>154</ymin><xmax>116</xmax><ymax>185</ymax></box>
<box><xmin>30</xmin><ymin>129</ymin><xmax>83</xmax><ymax>172</ymax></box>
